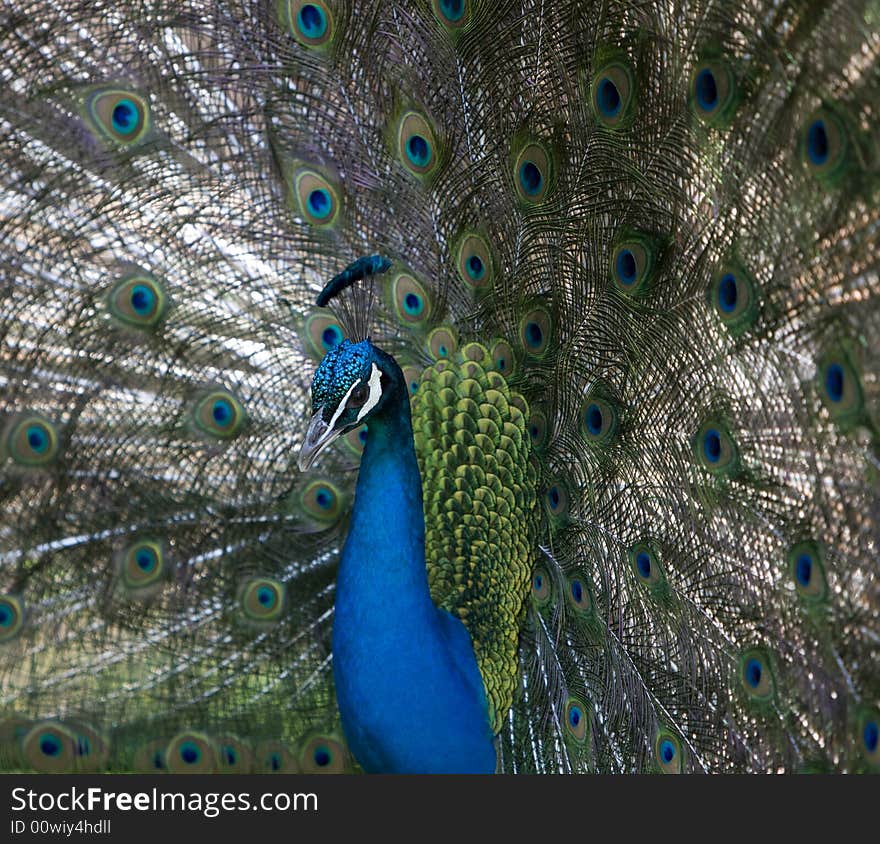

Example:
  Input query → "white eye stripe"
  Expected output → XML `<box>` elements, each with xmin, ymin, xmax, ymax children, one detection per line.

<box><xmin>355</xmin><ymin>364</ymin><xmax>383</xmax><ymax>422</ymax></box>
<box><xmin>327</xmin><ymin>380</ymin><xmax>359</xmax><ymax>431</ymax></box>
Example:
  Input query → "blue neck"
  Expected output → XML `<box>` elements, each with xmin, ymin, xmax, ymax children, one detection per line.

<box><xmin>331</xmin><ymin>378</ymin><xmax>496</xmax><ymax>773</ymax></box>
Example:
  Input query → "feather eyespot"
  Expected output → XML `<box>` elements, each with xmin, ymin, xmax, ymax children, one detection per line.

<box><xmin>787</xmin><ymin>541</ymin><xmax>828</xmax><ymax>602</ymax></box>
<box><xmin>628</xmin><ymin>542</ymin><xmax>666</xmax><ymax>590</ymax></box>
<box><xmin>817</xmin><ymin>349</ymin><xmax>863</xmax><ymax>426</ymax></box>
<box><xmin>301</xmin><ymin>479</ymin><xmax>343</xmax><ymax>522</ymax></box>
<box><xmin>739</xmin><ymin>649</ymin><xmax>775</xmax><ymax>701</ymax></box>
<box><xmin>544</xmin><ymin>482</ymin><xmax>569</xmax><ymax>525</ymax></box>
<box><xmin>119</xmin><ymin>539</ymin><xmax>166</xmax><ymax>596</ymax></box>
<box><xmin>455</xmin><ymin>232</ymin><xmax>493</xmax><ymax>290</ymax></box>
<box><xmin>303</xmin><ymin>312</ymin><xmax>345</xmax><ymax>360</ymax></box>
<box><xmin>23</xmin><ymin>723</ymin><xmax>78</xmax><ymax>772</ymax></box>
<box><xmin>489</xmin><ymin>339</ymin><xmax>515</xmax><ymax>377</ymax></box>
<box><xmin>531</xmin><ymin>566</ymin><xmax>552</xmax><ymax>605</ymax></box>
<box><xmin>591</xmin><ymin>60</ymin><xmax>635</xmax><ymax>128</ymax></box>
<box><xmin>218</xmin><ymin>736</ymin><xmax>253</xmax><ymax>773</ymax></box>
<box><xmin>84</xmin><ymin>88</ymin><xmax>151</xmax><ymax>145</ymax></box>
<box><xmin>240</xmin><ymin>578</ymin><xmax>286</xmax><ymax>624</ymax></box>
<box><xmin>432</xmin><ymin>0</ymin><xmax>471</xmax><ymax>30</ymax></box>
<box><xmin>285</xmin><ymin>1</ymin><xmax>334</xmax><ymax>47</ymax></box>
<box><xmin>192</xmin><ymin>389</ymin><xmax>246</xmax><ymax>440</ymax></box>
<box><xmin>396</xmin><ymin>112</ymin><xmax>438</xmax><ymax>177</ymax></box>
<box><xmin>689</xmin><ymin>60</ymin><xmax>737</xmax><ymax>124</ymax></box>
<box><xmin>108</xmin><ymin>273</ymin><xmax>168</xmax><ymax>329</ymax></box>
<box><xmin>299</xmin><ymin>735</ymin><xmax>348</xmax><ymax>773</ymax></box>
<box><xmin>859</xmin><ymin>711</ymin><xmax>880</xmax><ymax>768</ymax></box>
<box><xmin>5</xmin><ymin>414</ymin><xmax>60</xmax><ymax>468</ymax></box>
<box><xmin>800</xmin><ymin>107</ymin><xmax>854</xmax><ymax>186</ymax></box>
<box><xmin>566</xmin><ymin>576</ymin><xmax>593</xmax><ymax>615</ymax></box>
<box><xmin>527</xmin><ymin>409</ymin><xmax>549</xmax><ymax>451</ymax></box>
<box><xmin>0</xmin><ymin>595</ymin><xmax>24</xmax><ymax>642</ymax></box>
<box><xmin>518</xmin><ymin>307</ymin><xmax>552</xmax><ymax>358</ymax></box>
<box><xmin>255</xmin><ymin>740</ymin><xmax>298</xmax><ymax>773</ymax></box>
<box><xmin>580</xmin><ymin>395</ymin><xmax>619</xmax><ymax>445</ymax></box>
<box><xmin>512</xmin><ymin>142</ymin><xmax>554</xmax><ymax>205</ymax></box>
<box><xmin>166</xmin><ymin>733</ymin><xmax>217</xmax><ymax>774</ymax></box>
<box><xmin>694</xmin><ymin>420</ymin><xmax>739</xmax><ymax>476</ymax></box>
<box><xmin>388</xmin><ymin>273</ymin><xmax>431</xmax><ymax>327</ymax></box>
<box><xmin>710</xmin><ymin>262</ymin><xmax>757</xmax><ymax>335</ymax></box>
<box><xmin>610</xmin><ymin>233</ymin><xmax>660</xmax><ymax>295</ymax></box>
<box><xmin>564</xmin><ymin>697</ymin><xmax>590</xmax><ymax>743</ymax></box>
<box><xmin>654</xmin><ymin>731</ymin><xmax>684</xmax><ymax>773</ymax></box>
<box><xmin>427</xmin><ymin>326</ymin><xmax>458</xmax><ymax>361</ymax></box>
<box><xmin>291</xmin><ymin>167</ymin><xmax>341</xmax><ymax>227</ymax></box>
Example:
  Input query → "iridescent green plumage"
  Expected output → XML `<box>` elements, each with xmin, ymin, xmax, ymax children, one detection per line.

<box><xmin>412</xmin><ymin>345</ymin><xmax>539</xmax><ymax>734</ymax></box>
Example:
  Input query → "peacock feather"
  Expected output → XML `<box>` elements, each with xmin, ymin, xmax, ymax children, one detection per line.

<box><xmin>1</xmin><ymin>0</ymin><xmax>878</xmax><ymax>773</ymax></box>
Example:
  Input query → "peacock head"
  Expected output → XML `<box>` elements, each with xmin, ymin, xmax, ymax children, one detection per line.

<box><xmin>298</xmin><ymin>338</ymin><xmax>400</xmax><ymax>470</ymax></box>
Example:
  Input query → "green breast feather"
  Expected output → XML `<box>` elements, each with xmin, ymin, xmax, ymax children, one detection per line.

<box><xmin>411</xmin><ymin>342</ymin><xmax>539</xmax><ymax>733</ymax></box>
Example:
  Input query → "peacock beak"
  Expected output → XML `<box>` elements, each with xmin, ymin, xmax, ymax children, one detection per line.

<box><xmin>298</xmin><ymin>408</ymin><xmax>342</xmax><ymax>471</ymax></box>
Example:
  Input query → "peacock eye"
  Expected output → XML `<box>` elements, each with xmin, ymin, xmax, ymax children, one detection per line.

<box><xmin>348</xmin><ymin>384</ymin><xmax>369</xmax><ymax>408</ymax></box>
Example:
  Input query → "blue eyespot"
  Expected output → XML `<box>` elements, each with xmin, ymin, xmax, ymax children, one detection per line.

<box><xmin>467</xmin><ymin>255</ymin><xmax>485</xmax><ymax>281</ymax></box>
<box><xmin>40</xmin><ymin>734</ymin><xmax>62</xmax><ymax>758</ymax></box>
<box><xmin>695</xmin><ymin>68</ymin><xmax>718</xmax><ymax>112</ymax></box>
<box><xmin>615</xmin><ymin>249</ymin><xmax>637</xmax><ymax>285</ymax></box>
<box><xmin>571</xmin><ymin>579</ymin><xmax>583</xmax><ymax>603</ymax></box>
<box><xmin>313</xmin><ymin>746</ymin><xmax>331</xmax><ymax>767</ymax></box>
<box><xmin>718</xmin><ymin>273</ymin><xmax>737</xmax><ymax>312</ymax></box>
<box><xmin>269</xmin><ymin>752</ymin><xmax>281</xmax><ymax>771</ymax></box>
<box><xmin>180</xmin><ymin>742</ymin><xmax>201</xmax><ymax>764</ymax></box>
<box><xmin>26</xmin><ymin>425</ymin><xmax>49</xmax><ymax>453</ymax></box>
<box><xmin>314</xmin><ymin>487</ymin><xmax>334</xmax><ymax>509</ymax></box>
<box><xmin>825</xmin><ymin>363</ymin><xmax>844</xmax><ymax>403</ymax></box>
<box><xmin>130</xmin><ymin>284</ymin><xmax>156</xmax><ymax>314</ymax></box>
<box><xmin>404</xmin><ymin>292</ymin><xmax>423</xmax><ymax>316</ymax></box>
<box><xmin>223</xmin><ymin>746</ymin><xmax>237</xmax><ymax>765</ymax></box>
<box><xmin>533</xmin><ymin>574</ymin><xmax>543</xmax><ymax>590</ymax></box>
<box><xmin>135</xmin><ymin>548</ymin><xmax>157</xmax><ymax>573</ymax></box>
<box><xmin>307</xmin><ymin>188</ymin><xmax>332</xmax><ymax>219</ymax></box>
<box><xmin>321</xmin><ymin>324</ymin><xmax>342</xmax><ymax>351</ymax></box>
<box><xmin>585</xmin><ymin>403</ymin><xmax>603</xmax><ymax>436</ymax></box>
<box><xmin>0</xmin><ymin>605</ymin><xmax>11</xmax><ymax>627</ymax></box>
<box><xmin>525</xmin><ymin>321</ymin><xmax>543</xmax><ymax>348</ymax></box>
<box><xmin>439</xmin><ymin>0</ymin><xmax>465</xmax><ymax>22</ymax></box>
<box><xmin>212</xmin><ymin>399</ymin><xmax>233</xmax><ymax>426</ymax></box>
<box><xmin>660</xmin><ymin>738</ymin><xmax>676</xmax><ymax>764</ymax></box>
<box><xmin>596</xmin><ymin>77</ymin><xmax>622</xmax><ymax>117</ymax></box>
<box><xmin>703</xmin><ymin>429</ymin><xmax>722</xmax><ymax>463</ymax></box>
<box><xmin>795</xmin><ymin>554</ymin><xmax>812</xmax><ymax>587</ymax></box>
<box><xmin>548</xmin><ymin>487</ymin><xmax>560</xmax><ymax>509</ymax></box>
<box><xmin>438</xmin><ymin>345</ymin><xmax>448</xmax><ymax>357</ymax></box>
<box><xmin>807</xmin><ymin>120</ymin><xmax>829</xmax><ymax>166</ymax></box>
<box><xmin>864</xmin><ymin>720</ymin><xmax>879</xmax><ymax>754</ymax></box>
<box><xmin>406</xmin><ymin>135</ymin><xmax>431</xmax><ymax>168</ymax></box>
<box><xmin>519</xmin><ymin>161</ymin><xmax>543</xmax><ymax>196</ymax></box>
<box><xmin>298</xmin><ymin>4</ymin><xmax>327</xmax><ymax>38</ymax></box>
<box><xmin>111</xmin><ymin>99</ymin><xmax>139</xmax><ymax>135</ymax></box>
<box><xmin>744</xmin><ymin>658</ymin><xmax>762</xmax><ymax>689</ymax></box>
<box><xmin>636</xmin><ymin>551</ymin><xmax>651</xmax><ymax>579</ymax></box>
<box><xmin>257</xmin><ymin>586</ymin><xmax>276</xmax><ymax>608</ymax></box>
<box><xmin>568</xmin><ymin>705</ymin><xmax>582</xmax><ymax>728</ymax></box>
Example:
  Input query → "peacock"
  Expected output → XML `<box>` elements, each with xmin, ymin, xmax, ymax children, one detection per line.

<box><xmin>0</xmin><ymin>0</ymin><xmax>878</xmax><ymax>774</ymax></box>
